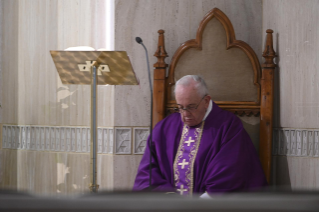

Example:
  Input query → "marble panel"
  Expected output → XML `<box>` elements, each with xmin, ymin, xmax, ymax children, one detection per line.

<box><xmin>0</xmin><ymin>150</ymin><xmax>2</xmax><ymax>184</ymax></box>
<box><xmin>60</xmin><ymin>128</ymin><xmax>65</xmax><ymax>152</ymax></box>
<box><xmin>1</xmin><ymin>0</ymin><xmax>113</xmax><ymax>126</ymax></box>
<box><xmin>55</xmin><ymin>127</ymin><xmax>61</xmax><ymax>152</ymax></box>
<box><xmin>296</xmin><ymin>130</ymin><xmax>302</xmax><ymax>156</ymax></box>
<box><xmin>2</xmin><ymin>0</ymin><xmax>19</xmax><ymax>124</ymax></box>
<box><xmin>102</xmin><ymin>128</ymin><xmax>108</xmax><ymax>153</ymax></box>
<box><xmin>33</xmin><ymin>151</ymin><xmax>58</xmax><ymax>195</ymax></box>
<box><xmin>301</xmin><ymin>130</ymin><xmax>308</xmax><ymax>157</ymax></box>
<box><xmin>71</xmin><ymin>128</ymin><xmax>76</xmax><ymax>152</ymax></box>
<box><xmin>30</xmin><ymin>126</ymin><xmax>36</xmax><ymax>150</ymax></box>
<box><xmin>273</xmin><ymin>156</ymin><xmax>319</xmax><ymax>191</ymax></box>
<box><xmin>7</xmin><ymin>126</ymin><xmax>11</xmax><ymax>149</ymax></box>
<box><xmin>45</xmin><ymin>127</ymin><xmax>50</xmax><ymax>151</ymax></box>
<box><xmin>58</xmin><ymin>152</ymin><xmax>92</xmax><ymax>195</ymax></box>
<box><xmin>0</xmin><ymin>124</ymin><xmax>2</xmax><ymax>149</ymax></box>
<box><xmin>315</xmin><ymin>131</ymin><xmax>319</xmax><ymax>157</ymax></box>
<box><xmin>308</xmin><ymin>158</ymin><xmax>318</xmax><ymax>190</ymax></box>
<box><xmin>115</xmin><ymin>128</ymin><xmax>131</xmax><ymax>154</ymax></box>
<box><xmin>97</xmin><ymin>86</ymin><xmax>115</xmax><ymax>127</ymax></box>
<box><xmin>76</xmin><ymin>128</ymin><xmax>82</xmax><ymax>153</ymax></box>
<box><xmin>133</xmin><ymin>128</ymin><xmax>149</xmax><ymax>154</ymax></box>
<box><xmin>97</xmin><ymin>154</ymin><xmax>114</xmax><ymax>191</ymax></box>
<box><xmin>50</xmin><ymin>127</ymin><xmax>56</xmax><ymax>151</ymax></box>
<box><xmin>26</xmin><ymin>126</ymin><xmax>31</xmax><ymax>150</ymax></box>
<box><xmin>87</xmin><ymin>129</ymin><xmax>90</xmax><ymax>153</ymax></box>
<box><xmin>5</xmin><ymin>150</ymin><xmax>93</xmax><ymax>196</ymax></box>
<box><xmin>279</xmin><ymin>130</ymin><xmax>287</xmax><ymax>156</ymax></box>
<box><xmin>17</xmin><ymin>150</ymin><xmax>37</xmax><ymax>192</ymax></box>
<box><xmin>0</xmin><ymin>1</ymin><xmax>1</xmax><ymax>123</ymax></box>
<box><xmin>81</xmin><ymin>128</ymin><xmax>87</xmax><ymax>153</ymax></box>
<box><xmin>66</xmin><ymin>152</ymin><xmax>90</xmax><ymax>194</ymax></box>
<box><xmin>290</xmin><ymin>130</ymin><xmax>297</xmax><ymax>156</ymax></box>
<box><xmin>97</xmin><ymin>128</ymin><xmax>103</xmax><ymax>154</ymax></box>
<box><xmin>289</xmin><ymin>157</ymin><xmax>315</xmax><ymax>190</ymax></box>
<box><xmin>15</xmin><ymin>126</ymin><xmax>21</xmax><ymax>149</ymax></box>
<box><xmin>113</xmin><ymin>155</ymin><xmax>143</xmax><ymax>190</ymax></box>
<box><xmin>314</xmin><ymin>158</ymin><xmax>319</xmax><ymax>189</ymax></box>
<box><xmin>2</xmin><ymin>125</ymin><xmax>7</xmax><ymax>149</ymax></box>
<box><xmin>66</xmin><ymin>128</ymin><xmax>71</xmax><ymax>152</ymax></box>
<box><xmin>55</xmin><ymin>152</ymin><xmax>69</xmax><ymax>194</ymax></box>
<box><xmin>0</xmin><ymin>149</ymin><xmax>18</xmax><ymax>190</ymax></box>
<box><xmin>109</xmin><ymin>128</ymin><xmax>114</xmax><ymax>154</ymax></box>
<box><xmin>11</xmin><ymin>126</ymin><xmax>16</xmax><ymax>150</ymax></box>
<box><xmin>35</xmin><ymin>127</ymin><xmax>40</xmax><ymax>151</ymax></box>
<box><xmin>21</xmin><ymin>126</ymin><xmax>26</xmax><ymax>150</ymax></box>
<box><xmin>263</xmin><ymin>0</ymin><xmax>319</xmax><ymax>129</ymax></box>
<box><xmin>308</xmin><ymin>131</ymin><xmax>314</xmax><ymax>157</ymax></box>
<box><xmin>40</xmin><ymin>127</ymin><xmax>45</xmax><ymax>151</ymax></box>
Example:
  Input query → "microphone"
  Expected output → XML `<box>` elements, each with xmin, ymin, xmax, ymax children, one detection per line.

<box><xmin>136</xmin><ymin>37</ymin><xmax>153</xmax><ymax>191</ymax></box>
<box><xmin>135</xmin><ymin>37</ymin><xmax>143</xmax><ymax>44</ymax></box>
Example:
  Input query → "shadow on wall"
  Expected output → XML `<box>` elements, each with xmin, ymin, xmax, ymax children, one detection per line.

<box><xmin>271</xmin><ymin>33</ymin><xmax>291</xmax><ymax>190</ymax></box>
<box><xmin>0</xmin><ymin>149</ymin><xmax>18</xmax><ymax>190</ymax></box>
<box><xmin>272</xmin><ymin>156</ymin><xmax>291</xmax><ymax>190</ymax></box>
<box><xmin>239</xmin><ymin>115</ymin><xmax>260</xmax><ymax>152</ymax></box>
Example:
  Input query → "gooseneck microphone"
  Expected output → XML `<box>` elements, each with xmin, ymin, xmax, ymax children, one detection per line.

<box><xmin>135</xmin><ymin>37</ymin><xmax>153</xmax><ymax>191</ymax></box>
<box><xmin>135</xmin><ymin>37</ymin><xmax>143</xmax><ymax>44</ymax></box>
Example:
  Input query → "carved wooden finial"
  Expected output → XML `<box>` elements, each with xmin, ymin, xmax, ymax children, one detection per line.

<box><xmin>154</xmin><ymin>29</ymin><xmax>168</xmax><ymax>68</ymax></box>
<box><xmin>262</xmin><ymin>29</ymin><xmax>277</xmax><ymax>68</ymax></box>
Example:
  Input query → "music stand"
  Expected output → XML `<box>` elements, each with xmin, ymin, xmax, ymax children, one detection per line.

<box><xmin>50</xmin><ymin>50</ymin><xmax>138</xmax><ymax>192</ymax></box>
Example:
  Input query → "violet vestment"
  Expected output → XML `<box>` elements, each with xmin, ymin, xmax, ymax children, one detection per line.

<box><xmin>133</xmin><ymin>102</ymin><xmax>267</xmax><ymax>195</ymax></box>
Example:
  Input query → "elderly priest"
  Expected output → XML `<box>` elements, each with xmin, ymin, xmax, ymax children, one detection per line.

<box><xmin>133</xmin><ymin>75</ymin><xmax>267</xmax><ymax>196</ymax></box>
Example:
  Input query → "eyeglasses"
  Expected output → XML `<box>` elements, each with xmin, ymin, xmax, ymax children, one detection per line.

<box><xmin>174</xmin><ymin>95</ymin><xmax>207</xmax><ymax>113</ymax></box>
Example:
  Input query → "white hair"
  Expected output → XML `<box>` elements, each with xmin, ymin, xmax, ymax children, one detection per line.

<box><xmin>175</xmin><ymin>75</ymin><xmax>208</xmax><ymax>97</ymax></box>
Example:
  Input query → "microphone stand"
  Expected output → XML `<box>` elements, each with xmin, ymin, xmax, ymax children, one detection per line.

<box><xmin>136</xmin><ymin>37</ymin><xmax>153</xmax><ymax>191</ymax></box>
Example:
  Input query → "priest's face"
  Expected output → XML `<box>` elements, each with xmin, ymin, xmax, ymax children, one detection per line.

<box><xmin>175</xmin><ymin>83</ymin><xmax>211</xmax><ymax>127</ymax></box>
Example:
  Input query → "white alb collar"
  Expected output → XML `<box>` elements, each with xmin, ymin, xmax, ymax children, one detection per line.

<box><xmin>203</xmin><ymin>100</ymin><xmax>213</xmax><ymax>121</ymax></box>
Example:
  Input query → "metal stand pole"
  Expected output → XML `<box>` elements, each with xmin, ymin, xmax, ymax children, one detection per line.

<box><xmin>90</xmin><ymin>65</ymin><xmax>99</xmax><ymax>193</ymax></box>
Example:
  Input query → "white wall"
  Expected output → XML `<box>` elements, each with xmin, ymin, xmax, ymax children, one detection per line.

<box><xmin>263</xmin><ymin>0</ymin><xmax>319</xmax><ymax>189</ymax></box>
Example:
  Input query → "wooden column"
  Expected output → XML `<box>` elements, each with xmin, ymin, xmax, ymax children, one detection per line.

<box><xmin>153</xmin><ymin>30</ymin><xmax>168</xmax><ymax>127</ymax></box>
<box><xmin>259</xmin><ymin>29</ymin><xmax>277</xmax><ymax>183</ymax></box>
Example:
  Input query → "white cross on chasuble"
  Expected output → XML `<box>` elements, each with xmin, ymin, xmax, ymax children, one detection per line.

<box><xmin>178</xmin><ymin>159</ymin><xmax>189</xmax><ymax>169</ymax></box>
<box><xmin>173</xmin><ymin>122</ymin><xmax>204</xmax><ymax>196</ymax></box>
<box><xmin>177</xmin><ymin>184</ymin><xmax>187</xmax><ymax>195</ymax></box>
<box><xmin>185</xmin><ymin>137</ymin><xmax>195</xmax><ymax>146</ymax></box>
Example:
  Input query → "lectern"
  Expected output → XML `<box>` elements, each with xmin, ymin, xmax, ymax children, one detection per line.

<box><xmin>50</xmin><ymin>51</ymin><xmax>138</xmax><ymax>192</ymax></box>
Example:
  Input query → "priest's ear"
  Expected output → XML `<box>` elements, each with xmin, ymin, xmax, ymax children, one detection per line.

<box><xmin>204</xmin><ymin>95</ymin><xmax>211</xmax><ymax>107</ymax></box>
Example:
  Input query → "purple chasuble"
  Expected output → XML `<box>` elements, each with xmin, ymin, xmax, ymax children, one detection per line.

<box><xmin>133</xmin><ymin>102</ymin><xmax>267</xmax><ymax>195</ymax></box>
